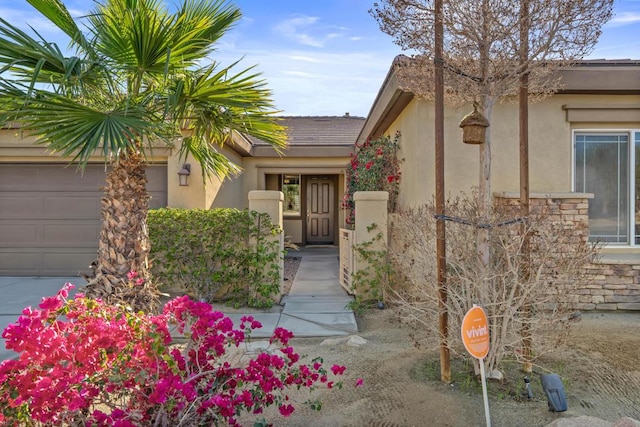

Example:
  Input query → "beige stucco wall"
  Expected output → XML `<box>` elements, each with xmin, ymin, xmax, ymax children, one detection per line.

<box><xmin>384</xmin><ymin>94</ymin><xmax>640</xmax><ymax>209</ymax></box>
<box><xmin>166</xmin><ymin>144</ymin><xmax>249</xmax><ymax>210</ymax></box>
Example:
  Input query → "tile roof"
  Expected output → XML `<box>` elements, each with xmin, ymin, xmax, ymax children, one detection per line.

<box><xmin>249</xmin><ymin>115</ymin><xmax>365</xmax><ymax>146</ymax></box>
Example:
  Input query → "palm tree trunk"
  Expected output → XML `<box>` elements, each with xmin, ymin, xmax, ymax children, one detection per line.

<box><xmin>83</xmin><ymin>150</ymin><xmax>159</xmax><ymax>312</ymax></box>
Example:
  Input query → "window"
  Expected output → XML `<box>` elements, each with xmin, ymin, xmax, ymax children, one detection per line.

<box><xmin>282</xmin><ymin>174</ymin><xmax>301</xmax><ymax>217</ymax></box>
<box><xmin>574</xmin><ymin>132</ymin><xmax>639</xmax><ymax>244</ymax></box>
<box><xmin>636</xmin><ymin>132</ymin><xmax>640</xmax><ymax>244</ymax></box>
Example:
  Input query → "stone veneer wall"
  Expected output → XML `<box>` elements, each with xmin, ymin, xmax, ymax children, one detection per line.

<box><xmin>581</xmin><ymin>263</ymin><xmax>640</xmax><ymax>311</ymax></box>
<box><xmin>494</xmin><ymin>192</ymin><xmax>640</xmax><ymax>311</ymax></box>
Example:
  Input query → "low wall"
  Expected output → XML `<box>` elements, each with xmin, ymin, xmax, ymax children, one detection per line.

<box><xmin>495</xmin><ymin>192</ymin><xmax>640</xmax><ymax>311</ymax></box>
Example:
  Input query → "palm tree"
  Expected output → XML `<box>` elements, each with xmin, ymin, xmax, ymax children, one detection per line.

<box><xmin>0</xmin><ymin>0</ymin><xmax>286</xmax><ymax>311</ymax></box>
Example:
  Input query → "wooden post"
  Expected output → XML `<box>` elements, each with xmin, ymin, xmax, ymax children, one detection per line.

<box><xmin>434</xmin><ymin>0</ymin><xmax>450</xmax><ymax>384</ymax></box>
<box><xmin>519</xmin><ymin>0</ymin><xmax>533</xmax><ymax>374</ymax></box>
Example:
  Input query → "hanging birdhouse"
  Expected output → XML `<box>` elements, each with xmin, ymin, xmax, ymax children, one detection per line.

<box><xmin>459</xmin><ymin>105</ymin><xmax>489</xmax><ymax>145</ymax></box>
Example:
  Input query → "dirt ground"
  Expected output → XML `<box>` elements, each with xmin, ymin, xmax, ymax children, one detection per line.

<box><xmin>237</xmin><ymin>307</ymin><xmax>640</xmax><ymax>427</ymax></box>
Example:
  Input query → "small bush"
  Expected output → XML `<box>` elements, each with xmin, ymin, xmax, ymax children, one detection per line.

<box><xmin>0</xmin><ymin>284</ymin><xmax>350</xmax><ymax>426</ymax></box>
<box><xmin>148</xmin><ymin>208</ymin><xmax>282</xmax><ymax>308</ymax></box>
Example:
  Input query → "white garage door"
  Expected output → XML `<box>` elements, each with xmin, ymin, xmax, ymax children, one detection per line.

<box><xmin>0</xmin><ymin>163</ymin><xmax>167</xmax><ymax>276</ymax></box>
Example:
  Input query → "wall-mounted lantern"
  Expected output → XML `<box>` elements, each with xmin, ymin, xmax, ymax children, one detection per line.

<box><xmin>459</xmin><ymin>104</ymin><xmax>490</xmax><ymax>145</ymax></box>
<box><xmin>178</xmin><ymin>163</ymin><xmax>191</xmax><ymax>186</ymax></box>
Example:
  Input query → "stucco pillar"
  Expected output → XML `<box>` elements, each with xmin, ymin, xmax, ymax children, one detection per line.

<box><xmin>354</xmin><ymin>191</ymin><xmax>389</xmax><ymax>300</ymax></box>
<box><xmin>248</xmin><ymin>191</ymin><xmax>284</xmax><ymax>299</ymax></box>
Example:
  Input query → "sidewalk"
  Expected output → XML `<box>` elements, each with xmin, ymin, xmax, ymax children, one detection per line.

<box><xmin>0</xmin><ymin>246</ymin><xmax>357</xmax><ymax>360</ymax></box>
<box><xmin>223</xmin><ymin>246</ymin><xmax>358</xmax><ymax>338</ymax></box>
<box><xmin>0</xmin><ymin>276</ymin><xmax>79</xmax><ymax>361</ymax></box>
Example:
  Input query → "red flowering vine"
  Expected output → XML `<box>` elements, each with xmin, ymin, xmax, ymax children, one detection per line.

<box><xmin>342</xmin><ymin>132</ymin><xmax>401</xmax><ymax>226</ymax></box>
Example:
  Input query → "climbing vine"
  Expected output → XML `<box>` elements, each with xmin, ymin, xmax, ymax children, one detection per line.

<box><xmin>342</xmin><ymin>133</ymin><xmax>401</xmax><ymax>226</ymax></box>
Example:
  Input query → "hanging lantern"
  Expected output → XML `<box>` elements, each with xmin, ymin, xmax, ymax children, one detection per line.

<box><xmin>459</xmin><ymin>104</ymin><xmax>489</xmax><ymax>145</ymax></box>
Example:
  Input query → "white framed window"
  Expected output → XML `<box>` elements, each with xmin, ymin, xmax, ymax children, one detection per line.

<box><xmin>282</xmin><ymin>174</ymin><xmax>301</xmax><ymax>217</ymax></box>
<box><xmin>573</xmin><ymin>130</ymin><xmax>640</xmax><ymax>245</ymax></box>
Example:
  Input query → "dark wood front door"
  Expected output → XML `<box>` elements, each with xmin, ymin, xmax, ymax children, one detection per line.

<box><xmin>306</xmin><ymin>177</ymin><xmax>334</xmax><ymax>244</ymax></box>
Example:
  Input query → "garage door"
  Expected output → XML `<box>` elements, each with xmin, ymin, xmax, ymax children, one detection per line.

<box><xmin>0</xmin><ymin>164</ymin><xmax>167</xmax><ymax>276</ymax></box>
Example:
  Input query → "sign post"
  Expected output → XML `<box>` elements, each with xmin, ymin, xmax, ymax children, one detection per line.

<box><xmin>461</xmin><ymin>305</ymin><xmax>491</xmax><ymax>427</ymax></box>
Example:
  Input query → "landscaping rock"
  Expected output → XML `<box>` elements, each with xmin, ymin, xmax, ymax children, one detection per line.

<box><xmin>545</xmin><ymin>416</ymin><xmax>612</xmax><ymax>427</ymax></box>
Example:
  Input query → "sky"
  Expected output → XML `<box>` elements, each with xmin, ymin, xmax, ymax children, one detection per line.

<box><xmin>3</xmin><ymin>0</ymin><xmax>640</xmax><ymax>117</ymax></box>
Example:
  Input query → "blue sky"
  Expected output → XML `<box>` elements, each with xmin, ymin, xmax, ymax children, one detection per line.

<box><xmin>3</xmin><ymin>0</ymin><xmax>640</xmax><ymax>117</ymax></box>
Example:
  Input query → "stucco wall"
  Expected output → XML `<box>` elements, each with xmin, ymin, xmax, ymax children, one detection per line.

<box><xmin>383</xmin><ymin>94</ymin><xmax>640</xmax><ymax>209</ymax></box>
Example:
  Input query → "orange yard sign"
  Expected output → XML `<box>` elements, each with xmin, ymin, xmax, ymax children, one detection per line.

<box><xmin>461</xmin><ymin>305</ymin><xmax>489</xmax><ymax>359</ymax></box>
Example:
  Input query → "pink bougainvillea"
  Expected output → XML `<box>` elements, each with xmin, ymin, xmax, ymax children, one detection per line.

<box><xmin>0</xmin><ymin>282</ymin><xmax>353</xmax><ymax>426</ymax></box>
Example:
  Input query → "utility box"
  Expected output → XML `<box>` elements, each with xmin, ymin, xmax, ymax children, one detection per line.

<box><xmin>541</xmin><ymin>373</ymin><xmax>568</xmax><ymax>412</ymax></box>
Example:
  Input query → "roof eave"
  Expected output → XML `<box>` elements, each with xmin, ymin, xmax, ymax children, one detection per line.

<box><xmin>229</xmin><ymin>131</ymin><xmax>255</xmax><ymax>157</ymax></box>
<box><xmin>357</xmin><ymin>58</ymin><xmax>414</xmax><ymax>145</ymax></box>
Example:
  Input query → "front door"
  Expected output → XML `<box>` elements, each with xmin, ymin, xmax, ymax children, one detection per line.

<box><xmin>306</xmin><ymin>176</ymin><xmax>334</xmax><ymax>244</ymax></box>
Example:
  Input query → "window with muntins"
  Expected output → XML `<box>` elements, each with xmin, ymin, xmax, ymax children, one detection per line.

<box><xmin>574</xmin><ymin>132</ymin><xmax>639</xmax><ymax>245</ymax></box>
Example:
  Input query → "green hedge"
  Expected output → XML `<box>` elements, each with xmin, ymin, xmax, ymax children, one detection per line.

<box><xmin>148</xmin><ymin>208</ymin><xmax>282</xmax><ymax>308</ymax></box>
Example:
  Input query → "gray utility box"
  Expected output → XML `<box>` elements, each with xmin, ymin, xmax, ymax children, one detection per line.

<box><xmin>541</xmin><ymin>373</ymin><xmax>568</xmax><ymax>412</ymax></box>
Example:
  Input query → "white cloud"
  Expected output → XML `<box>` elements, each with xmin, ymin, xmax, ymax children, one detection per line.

<box><xmin>213</xmin><ymin>46</ymin><xmax>398</xmax><ymax>116</ymax></box>
<box><xmin>273</xmin><ymin>15</ymin><xmax>345</xmax><ymax>48</ymax></box>
<box><xmin>607</xmin><ymin>11</ymin><xmax>640</xmax><ymax>27</ymax></box>
<box><xmin>289</xmin><ymin>55</ymin><xmax>323</xmax><ymax>63</ymax></box>
<box><xmin>282</xmin><ymin>70</ymin><xmax>317</xmax><ymax>78</ymax></box>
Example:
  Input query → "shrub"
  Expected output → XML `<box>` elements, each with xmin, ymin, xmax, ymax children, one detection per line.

<box><xmin>148</xmin><ymin>208</ymin><xmax>282</xmax><ymax>308</ymax></box>
<box><xmin>0</xmin><ymin>284</ymin><xmax>350</xmax><ymax>426</ymax></box>
<box><xmin>342</xmin><ymin>133</ymin><xmax>401</xmax><ymax>226</ymax></box>
<box><xmin>390</xmin><ymin>193</ymin><xmax>600</xmax><ymax>378</ymax></box>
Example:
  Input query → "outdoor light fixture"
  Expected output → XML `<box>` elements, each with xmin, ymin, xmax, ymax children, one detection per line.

<box><xmin>178</xmin><ymin>163</ymin><xmax>191</xmax><ymax>186</ymax></box>
<box><xmin>459</xmin><ymin>104</ymin><xmax>490</xmax><ymax>145</ymax></box>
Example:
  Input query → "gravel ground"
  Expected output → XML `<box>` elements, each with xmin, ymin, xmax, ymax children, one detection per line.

<box><xmin>283</xmin><ymin>254</ymin><xmax>302</xmax><ymax>294</ymax></box>
<box><xmin>235</xmin><ymin>308</ymin><xmax>640</xmax><ymax>427</ymax></box>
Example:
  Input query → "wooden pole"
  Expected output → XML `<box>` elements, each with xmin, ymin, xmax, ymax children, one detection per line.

<box><xmin>434</xmin><ymin>0</ymin><xmax>450</xmax><ymax>383</ymax></box>
<box><xmin>519</xmin><ymin>0</ymin><xmax>533</xmax><ymax>374</ymax></box>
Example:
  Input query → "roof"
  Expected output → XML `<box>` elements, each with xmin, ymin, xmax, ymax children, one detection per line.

<box><xmin>357</xmin><ymin>56</ymin><xmax>640</xmax><ymax>145</ymax></box>
<box><xmin>250</xmin><ymin>115</ymin><xmax>365</xmax><ymax>146</ymax></box>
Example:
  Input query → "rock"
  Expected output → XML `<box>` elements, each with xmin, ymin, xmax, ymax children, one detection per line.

<box><xmin>488</xmin><ymin>368</ymin><xmax>504</xmax><ymax>381</ymax></box>
<box><xmin>613</xmin><ymin>418</ymin><xmax>640</xmax><ymax>427</ymax></box>
<box><xmin>320</xmin><ymin>335</ymin><xmax>368</xmax><ymax>347</ymax></box>
<box><xmin>545</xmin><ymin>416</ymin><xmax>612</xmax><ymax>427</ymax></box>
<box><xmin>346</xmin><ymin>336</ymin><xmax>369</xmax><ymax>347</ymax></box>
<box><xmin>320</xmin><ymin>337</ymin><xmax>349</xmax><ymax>346</ymax></box>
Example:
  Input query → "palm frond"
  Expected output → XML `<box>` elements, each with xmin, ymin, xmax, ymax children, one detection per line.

<box><xmin>169</xmin><ymin>62</ymin><xmax>287</xmax><ymax>154</ymax></box>
<box><xmin>0</xmin><ymin>81</ymin><xmax>163</xmax><ymax>166</ymax></box>
<box><xmin>171</xmin><ymin>0</ymin><xmax>241</xmax><ymax>62</ymax></box>
<box><xmin>0</xmin><ymin>0</ymin><xmax>284</xmax><ymax>180</ymax></box>
<box><xmin>179</xmin><ymin>133</ymin><xmax>242</xmax><ymax>179</ymax></box>
<box><xmin>26</xmin><ymin>0</ymin><xmax>90</xmax><ymax>50</ymax></box>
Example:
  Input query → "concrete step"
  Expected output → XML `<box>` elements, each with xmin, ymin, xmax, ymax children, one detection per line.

<box><xmin>282</xmin><ymin>299</ymin><xmax>354</xmax><ymax>314</ymax></box>
<box><xmin>278</xmin><ymin>312</ymin><xmax>358</xmax><ymax>337</ymax></box>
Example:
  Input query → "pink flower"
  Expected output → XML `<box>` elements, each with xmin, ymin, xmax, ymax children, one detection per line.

<box><xmin>355</xmin><ymin>378</ymin><xmax>364</xmax><ymax>388</ymax></box>
<box><xmin>279</xmin><ymin>404</ymin><xmax>295</xmax><ymax>417</ymax></box>
<box><xmin>365</xmin><ymin>161</ymin><xmax>374</xmax><ymax>170</ymax></box>
<box><xmin>330</xmin><ymin>365</ymin><xmax>346</xmax><ymax>375</ymax></box>
<box><xmin>127</xmin><ymin>271</ymin><xmax>138</xmax><ymax>280</ymax></box>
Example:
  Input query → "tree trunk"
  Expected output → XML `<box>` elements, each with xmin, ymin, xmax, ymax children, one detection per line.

<box><xmin>83</xmin><ymin>150</ymin><xmax>159</xmax><ymax>312</ymax></box>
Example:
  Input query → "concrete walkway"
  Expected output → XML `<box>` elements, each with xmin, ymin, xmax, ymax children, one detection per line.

<box><xmin>224</xmin><ymin>246</ymin><xmax>358</xmax><ymax>339</ymax></box>
<box><xmin>0</xmin><ymin>246</ymin><xmax>356</xmax><ymax>360</ymax></box>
